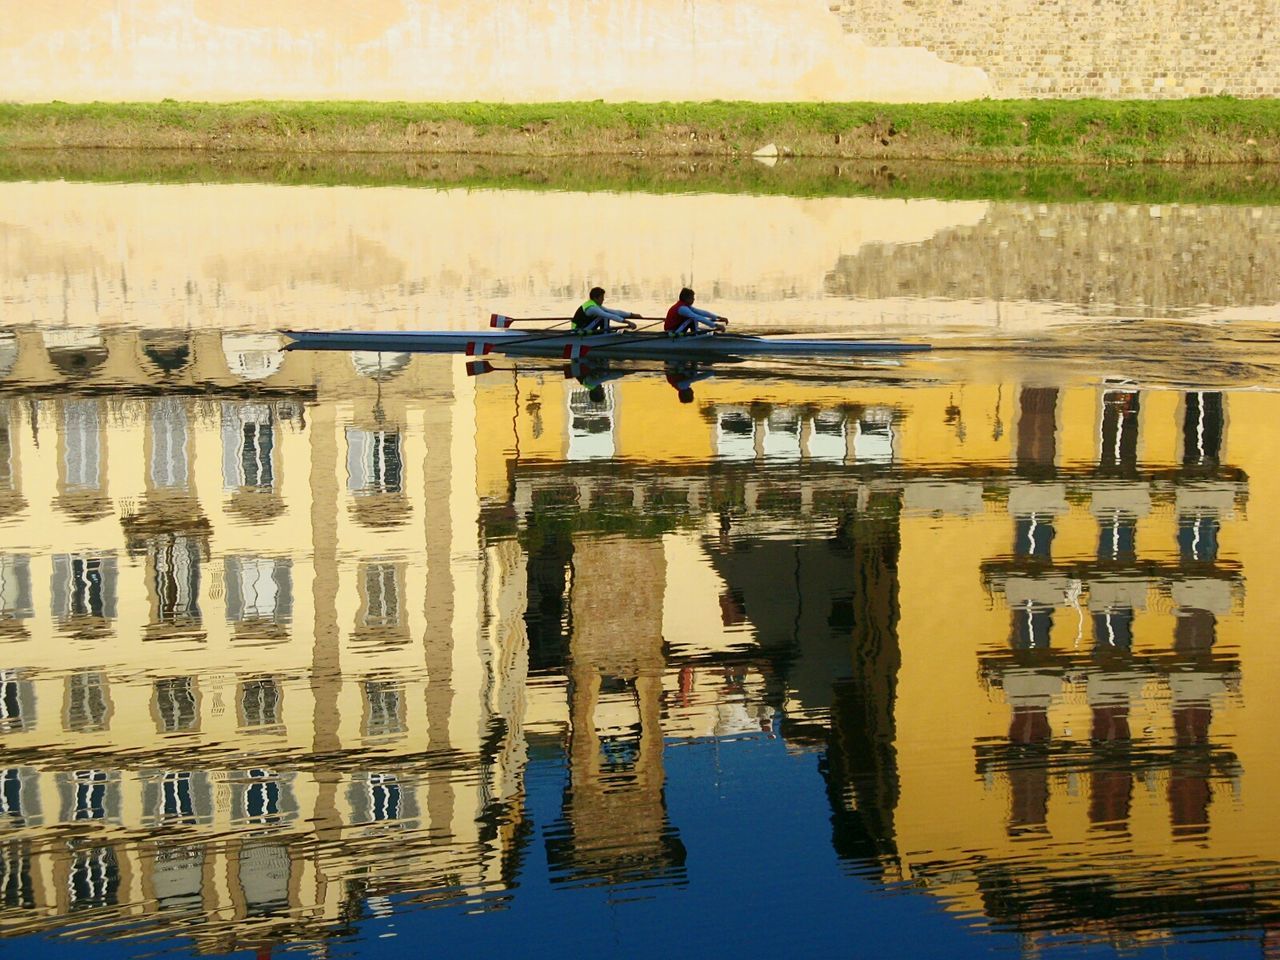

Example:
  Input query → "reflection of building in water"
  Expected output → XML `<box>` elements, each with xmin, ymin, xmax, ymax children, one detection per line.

<box><xmin>5</xmin><ymin>321</ymin><xmax>1280</xmax><ymax>952</ymax></box>
<box><xmin>476</xmin><ymin>366</ymin><xmax>1280</xmax><ymax>950</ymax></box>
<box><xmin>0</xmin><ymin>329</ymin><xmax>527</xmax><ymax>953</ymax></box>
<box><xmin>961</xmin><ymin>383</ymin><xmax>1260</xmax><ymax>942</ymax></box>
<box><xmin>545</xmin><ymin>538</ymin><xmax>686</xmax><ymax>888</ymax></box>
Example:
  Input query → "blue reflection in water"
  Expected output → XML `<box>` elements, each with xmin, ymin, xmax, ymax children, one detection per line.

<box><xmin>11</xmin><ymin>736</ymin><xmax>1259</xmax><ymax>960</ymax></box>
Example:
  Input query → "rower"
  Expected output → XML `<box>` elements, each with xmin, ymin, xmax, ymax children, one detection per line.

<box><xmin>572</xmin><ymin>286</ymin><xmax>641</xmax><ymax>334</ymax></box>
<box><xmin>665</xmin><ymin>361</ymin><xmax>714</xmax><ymax>404</ymax></box>
<box><xmin>665</xmin><ymin>287</ymin><xmax>727</xmax><ymax>337</ymax></box>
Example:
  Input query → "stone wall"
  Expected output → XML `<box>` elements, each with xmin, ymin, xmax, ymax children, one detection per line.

<box><xmin>832</xmin><ymin>0</ymin><xmax>1280</xmax><ymax>98</ymax></box>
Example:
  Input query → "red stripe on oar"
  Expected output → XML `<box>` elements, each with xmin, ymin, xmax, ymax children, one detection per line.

<box><xmin>466</xmin><ymin>341</ymin><xmax>494</xmax><ymax>356</ymax></box>
<box><xmin>489</xmin><ymin>314</ymin><xmax>512</xmax><ymax>328</ymax></box>
<box><xmin>465</xmin><ymin>360</ymin><xmax>493</xmax><ymax>377</ymax></box>
<box><xmin>562</xmin><ymin>343</ymin><xmax>589</xmax><ymax>360</ymax></box>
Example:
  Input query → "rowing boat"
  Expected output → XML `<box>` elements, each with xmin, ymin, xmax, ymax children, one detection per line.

<box><xmin>281</xmin><ymin>329</ymin><xmax>930</xmax><ymax>359</ymax></box>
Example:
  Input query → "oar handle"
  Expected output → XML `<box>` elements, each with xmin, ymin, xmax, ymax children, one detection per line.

<box><xmin>491</xmin><ymin>314</ymin><xmax>576</xmax><ymax>329</ymax></box>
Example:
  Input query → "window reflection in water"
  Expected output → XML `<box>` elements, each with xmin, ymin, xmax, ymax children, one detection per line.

<box><xmin>1099</xmin><ymin>390</ymin><xmax>1140</xmax><ymax>473</ymax></box>
<box><xmin>354</xmin><ymin>561</ymin><xmax>408</xmax><ymax>646</ymax></box>
<box><xmin>0</xmin><ymin>401</ymin><xmax>24</xmax><ymax>522</ymax></box>
<box><xmin>68</xmin><ymin>844</ymin><xmax>120</xmax><ymax>911</ymax></box>
<box><xmin>0</xmin><ymin>768</ymin><xmax>41</xmax><ymax>828</ymax></box>
<box><xmin>348</xmin><ymin>772</ymin><xmax>417</xmax><ymax>830</ymax></box>
<box><xmin>56</xmin><ymin>398</ymin><xmax>111</xmax><ymax>523</ymax></box>
<box><xmin>238</xmin><ymin>677</ymin><xmax>283</xmax><ymax>733</ymax></box>
<box><xmin>346</xmin><ymin>427</ymin><xmax>408</xmax><ymax>527</ymax></box>
<box><xmin>231</xmin><ymin>769</ymin><xmax>295</xmax><ymax>829</ymax></box>
<box><xmin>143</xmin><ymin>771</ymin><xmax>212</xmax><ymax>828</ymax></box>
<box><xmin>148</xmin><ymin>397</ymin><xmax>189</xmax><ymax>491</ymax></box>
<box><xmin>145</xmin><ymin>534</ymin><xmax>203</xmax><ymax>640</ymax></box>
<box><xmin>0</xmin><ymin>840</ymin><xmax>34</xmax><ymax>909</ymax></box>
<box><xmin>150</xmin><ymin>844</ymin><xmax>204</xmax><ymax>914</ymax></box>
<box><xmin>362</xmin><ymin>679</ymin><xmax>406</xmax><ymax>741</ymax></box>
<box><xmin>223</xmin><ymin>403</ymin><xmax>275</xmax><ymax>490</ymax></box>
<box><xmin>153</xmin><ymin>677</ymin><xmax>198</xmax><ymax>733</ymax></box>
<box><xmin>238</xmin><ymin>843</ymin><xmax>291</xmax><ymax>917</ymax></box>
<box><xmin>567</xmin><ymin>386</ymin><xmax>616</xmax><ymax>461</ymax></box>
<box><xmin>51</xmin><ymin>553</ymin><xmax>117</xmax><ymax>638</ymax></box>
<box><xmin>60</xmin><ymin>398</ymin><xmax>102</xmax><ymax>490</ymax></box>
<box><xmin>0</xmin><ymin>670</ymin><xmax>35</xmax><ymax>734</ymax></box>
<box><xmin>1182</xmin><ymin>391</ymin><xmax>1224</xmax><ymax>467</ymax></box>
<box><xmin>57</xmin><ymin>770</ymin><xmax>119</xmax><ymax>823</ymax></box>
<box><xmin>221</xmin><ymin>402</ymin><xmax>285</xmax><ymax>522</ymax></box>
<box><xmin>224</xmin><ymin>556</ymin><xmax>292</xmax><ymax>642</ymax></box>
<box><xmin>347</xmin><ymin>427</ymin><xmax>403</xmax><ymax>493</ymax></box>
<box><xmin>0</xmin><ymin>554</ymin><xmax>32</xmax><ymax>639</ymax></box>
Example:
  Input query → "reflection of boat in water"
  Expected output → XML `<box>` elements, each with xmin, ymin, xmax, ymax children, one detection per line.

<box><xmin>282</xmin><ymin>328</ymin><xmax>931</xmax><ymax>359</ymax></box>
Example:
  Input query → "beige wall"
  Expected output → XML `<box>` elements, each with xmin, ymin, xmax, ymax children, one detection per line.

<box><xmin>0</xmin><ymin>0</ymin><xmax>989</xmax><ymax>103</ymax></box>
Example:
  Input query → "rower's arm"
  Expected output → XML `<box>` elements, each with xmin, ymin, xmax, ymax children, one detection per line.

<box><xmin>677</xmin><ymin>305</ymin><xmax>722</xmax><ymax>331</ymax></box>
<box><xmin>583</xmin><ymin>304</ymin><xmax>636</xmax><ymax>329</ymax></box>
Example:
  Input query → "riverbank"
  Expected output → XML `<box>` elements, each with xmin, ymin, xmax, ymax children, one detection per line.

<box><xmin>3</xmin><ymin>99</ymin><xmax>1280</xmax><ymax>163</ymax></box>
<box><xmin>6</xmin><ymin>149</ymin><xmax>1280</xmax><ymax>205</ymax></box>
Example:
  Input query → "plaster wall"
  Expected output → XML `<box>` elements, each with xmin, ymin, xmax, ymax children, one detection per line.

<box><xmin>0</xmin><ymin>0</ymin><xmax>989</xmax><ymax>103</ymax></box>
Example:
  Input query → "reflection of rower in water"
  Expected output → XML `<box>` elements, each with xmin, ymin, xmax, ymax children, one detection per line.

<box><xmin>572</xmin><ymin>286</ymin><xmax>641</xmax><ymax>334</ymax></box>
<box><xmin>665</xmin><ymin>287</ymin><xmax>727</xmax><ymax>337</ymax></box>
<box><xmin>665</xmin><ymin>361</ymin><xmax>715</xmax><ymax>404</ymax></box>
<box><xmin>566</xmin><ymin>359</ymin><xmax>628</xmax><ymax>404</ymax></box>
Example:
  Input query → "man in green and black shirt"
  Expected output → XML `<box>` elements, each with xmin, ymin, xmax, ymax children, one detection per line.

<box><xmin>571</xmin><ymin>286</ymin><xmax>641</xmax><ymax>334</ymax></box>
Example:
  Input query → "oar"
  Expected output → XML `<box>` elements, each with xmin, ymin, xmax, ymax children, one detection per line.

<box><xmin>481</xmin><ymin>316</ymin><xmax>668</xmax><ymax>359</ymax></box>
<box><xmin>490</xmin><ymin>314</ymin><xmax>573</xmax><ymax>328</ymax></box>
<box><xmin>468</xmin><ymin>317</ymin><xmax>575</xmax><ymax>356</ymax></box>
<box><xmin>490</xmin><ymin>312</ymin><xmax>664</xmax><ymax>328</ymax></box>
<box><xmin>558</xmin><ymin>320</ymin><xmax>670</xmax><ymax>359</ymax></box>
<box><xmin>561</xmin><ymin>319</ymin><xmax>730</xmax><ymax>359</ymax></box>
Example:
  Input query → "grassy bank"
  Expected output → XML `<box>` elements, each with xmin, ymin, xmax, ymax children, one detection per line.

<box><xmin>5</xmin><ymin>149</ymin><xmax>1280</xmax><ymax>205</ymax></box>
<box><xmin>3</xmin><ymin>98</ymin><xmax>1280</xmax><ymax>163</ymax></box>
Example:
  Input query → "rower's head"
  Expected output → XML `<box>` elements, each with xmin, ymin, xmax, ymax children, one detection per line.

<box><xmin>589</xmin><ymin>286</ymin><xmax>606</xmax><ymax>304</ymax></box>
<box><xmin>678</xmin><ymin>387</ymin><xmax>695</xmax><ymax>404</ymax></box>
<box><xmin>588</xmin><ymin>385</ymin><xmax>606</xmax><ymax>404</ymax></box>
<box><xmin>679</xmin><ymin>287</ymin><xmax>695</xmax><ymax>304</ymax></box>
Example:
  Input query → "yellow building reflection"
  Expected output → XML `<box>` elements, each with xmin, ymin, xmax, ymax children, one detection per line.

<box><xmin>0</xmin><ymin>322</ymin><xmax>1278</xmax><ymax>953</ymax></box>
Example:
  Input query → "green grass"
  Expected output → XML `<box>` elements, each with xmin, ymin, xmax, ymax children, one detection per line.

<box><xmin>3</xmin><ymin>148</ymin><xmax>1279</xmax><ymax>205</ymax></box>
<box><xmin>3</xmin><ymin>98</ymin><xmax>1280</xmax><ymax>163</ymax></box>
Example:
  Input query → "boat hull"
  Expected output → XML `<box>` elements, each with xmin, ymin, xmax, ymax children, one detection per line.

<box><xmin>281</xmin><ymin>329</ymin><xmax>930</xmax><ymax>358</ymax></box>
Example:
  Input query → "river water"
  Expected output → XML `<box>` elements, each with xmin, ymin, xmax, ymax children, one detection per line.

<box><xmin>1</xmin><ymin>162</ymin><xmax>1280</xmax><ymax>959</ymax></box>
